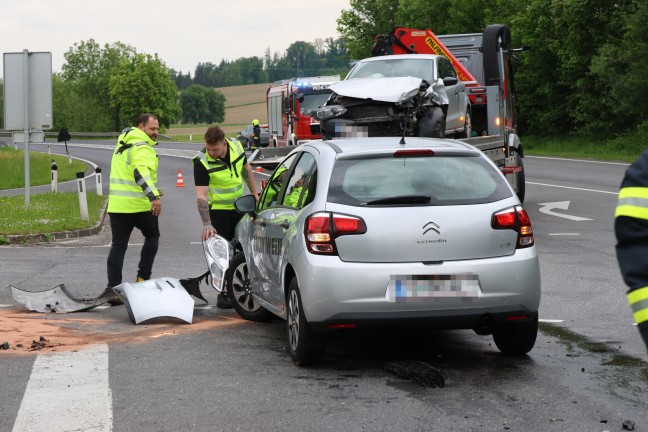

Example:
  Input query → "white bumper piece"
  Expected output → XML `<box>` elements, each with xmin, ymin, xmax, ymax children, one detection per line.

<box><xmin>113</xmin><ymin>278</ymin><xmax>195</xmax><ymax>324</ymax></box>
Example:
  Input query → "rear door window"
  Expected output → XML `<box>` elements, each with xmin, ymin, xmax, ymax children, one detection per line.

<box><xmin>327</xmin><ymin>154</ymin><xmax>512</xmax><ymax>206</ymax></box>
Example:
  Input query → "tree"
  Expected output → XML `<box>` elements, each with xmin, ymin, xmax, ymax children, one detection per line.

<box><xmin>61</xmin><ymin>40</ymin><xmax>136</xmax><ymax>131</ymax></box>
<box><xmin>179</xmin><ymin>85</ymin><xmax>225</xmax><ymax>124</ymax></box>
<box><xmin>336</xmin><ymin>0</ymin><xmax>400</xmax><ymax>59</ymax></box>
<box><xmin>109</xmin><ymin>53</ymin><xmax>181</xmax><ymax>129</ymax></box>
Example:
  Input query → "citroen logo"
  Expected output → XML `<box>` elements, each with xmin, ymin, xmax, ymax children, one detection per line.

<box><xmin>423</xmin><ymin>221</ymin><xmax>440</xmax><ymax>235</ymax></box>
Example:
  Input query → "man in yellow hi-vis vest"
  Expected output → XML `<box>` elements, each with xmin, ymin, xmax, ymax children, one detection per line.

<box><xmin>193</xmin><ymin>125</ymin><xmax>258</xmax><ymax>308</ymax></box>
<box><xmin>107</xmin><ymin>113</ymin><xmax>162</xmax><ymax>296</ymax></box>
<box><xmin>615</xmin><ymin>147</ymin><xmax>648</xmax><ymax>353</ymax></box>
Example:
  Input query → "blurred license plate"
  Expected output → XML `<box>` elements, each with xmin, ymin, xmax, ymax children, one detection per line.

<box><xmin>386</xmin><ymin>274</ymin><xmax>481</xmax><ymax>302</ymax></box>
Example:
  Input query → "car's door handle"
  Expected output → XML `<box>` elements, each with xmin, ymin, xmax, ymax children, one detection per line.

<box><xmin>257</xmin><ymin>220</ymin><xmax>266</xmax><ymax>227</ymax></box>
<box><xmin>279</xmin><ymin>222</ymin><xmax>290</xmax><ymax>230</ymax></box>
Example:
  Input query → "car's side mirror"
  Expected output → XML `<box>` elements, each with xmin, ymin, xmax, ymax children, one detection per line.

<box><xmin>443</xmin><ymin>76</ymin><xmax>458</xmax><ymax>86</ymax></box>
<box><xmin>234</xmin><ymin>194</ymin><xmax>257</xmax><ymax>215</ymax></box>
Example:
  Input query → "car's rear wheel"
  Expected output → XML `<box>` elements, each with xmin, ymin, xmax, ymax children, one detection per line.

<box><xmin>492</xmin><ymin>317</ymin><xmax>538</xmax><ymax>355</ymax></box>
<box><xmin>417</xmin><ymin>107</ymin><xmax>445</xmax><ymax>138</ymax></box>
<box><xmin>226</xmin><ymin>252</ymin><xmax>272</xmax><ymax>322</ymax></box>
<box><xmin>287</xmin><ymin>277</ymin><xmax>324</xmax><ymax>366</ymax></box>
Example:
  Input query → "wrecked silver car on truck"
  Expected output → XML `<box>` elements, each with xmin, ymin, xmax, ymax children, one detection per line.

<box><xmin>315</xmin><ymin>54</ymin><xmax>470</xmax><ymax>140</ymax></box>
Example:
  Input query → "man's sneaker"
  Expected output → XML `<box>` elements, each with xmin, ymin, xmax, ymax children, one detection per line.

<box><xmin>216</xmin><ymin>292</ymin><xmax>233</xmax><ymax>309</ymax></box>
<box><xmin>105</xmin><ymin>287</ymin><xmax>124</xmax><ymax>306</ymax></box>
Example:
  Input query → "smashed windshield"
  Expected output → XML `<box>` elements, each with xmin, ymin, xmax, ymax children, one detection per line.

<box><xmin>346</xmin><ymin>59</ymin><xmax>435</xmax><ymax>83</ymax></box>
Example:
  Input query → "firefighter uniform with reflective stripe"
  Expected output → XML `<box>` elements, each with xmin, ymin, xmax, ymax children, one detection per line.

<box><xmin>615</xmin><ymin>147</ymin><xmax>648</xmax><ymax>352</ymax></box>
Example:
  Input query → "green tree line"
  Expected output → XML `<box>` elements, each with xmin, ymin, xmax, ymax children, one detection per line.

<box><xmin>336</xmin><ymin>0</ymin><xmax>648</xmax><ymax>138</ymax></box>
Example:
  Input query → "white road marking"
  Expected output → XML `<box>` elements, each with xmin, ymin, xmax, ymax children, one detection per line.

<box><xmin>548</xmin><ymin>233</ymin><xmax>580</xmax><ymax>236</ymax></box>
<box><xmin>12</xmin><ymin>343</ymin><xmax>112</xmax><ymax>432</ymax></box>
<box><xmin>526</xmin><ymin>155</ymin><xmax>629</xmax><ymax>166</ymax></box>
<box><xmin>528</xmin><ymin>181</ymin><xmax>618</xmax><ymax>195</ymax></box>
<box><xmin>539</xmin><ymin>319</ymin><xmax>564</xmax><ymax>323</ymax></box>
<box><xmin>538</xmin><ymin>201</ymin><xmax>593</xmax><ymax>221</ymax></box>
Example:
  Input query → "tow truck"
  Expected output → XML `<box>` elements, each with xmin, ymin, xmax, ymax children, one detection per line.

<box><xmin>252</xmin><ymin>25</ymin><xmax>526</xmax><ymax>202</ymax></box>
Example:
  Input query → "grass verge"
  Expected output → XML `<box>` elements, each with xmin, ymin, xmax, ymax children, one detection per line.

<box><xmin>0</xmin><ymin>147</ymin><xmax>88</xmax><ymax>189</ymax></box>
<box><xmin>523</xmin><ymin>132</ymin><xmax>647</xmax><ymax>163</ymax></box>
<box><xmin>0</xmin><ymin>192</ymin><xmax>106</xmax><ymax>239</ymax></box>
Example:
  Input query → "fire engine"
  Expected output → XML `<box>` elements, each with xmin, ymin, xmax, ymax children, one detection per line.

<box><xmin>266</xmin><ymin>76</ymin><xmax>340</xmax><ymax>147</ymax></box>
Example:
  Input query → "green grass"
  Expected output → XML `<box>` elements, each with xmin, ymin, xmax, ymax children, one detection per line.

<box><xmin>0</xmin><ymin>192</ymin><xmax>106</xmax><ymax>237</ymax></box>
<box><xmin>0</xmin><ymin>147</ymin><xmax>88</xmax><ymax>188</ymax></box>
<box><xmin>523</xmin><ymin>133</ymin><xmax>647</xmax><ymax>163</ymax></box>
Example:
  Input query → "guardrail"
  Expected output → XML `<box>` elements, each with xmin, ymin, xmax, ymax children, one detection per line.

<box><xmin>0</xmin><ymin>131</ymin><xmax>172</xmax><ymax>141</ymax></box>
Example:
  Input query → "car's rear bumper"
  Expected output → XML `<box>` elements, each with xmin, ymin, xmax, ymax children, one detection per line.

<box><xmin>293</xmin><ymin>247</ymin><xmax>541</xmax><ymax>326</ymax></box>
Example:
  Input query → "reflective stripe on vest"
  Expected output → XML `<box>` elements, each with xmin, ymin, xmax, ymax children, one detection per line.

<box><xmin>616</xmin><ymin>187</ymin><xmax>648</xmax><ymax>220</ymax></box>
<box><xmin>628</xmin><ymin>286</ymin><xmax>648</xmax><ymax>325</ymax></box>
<box><xmin>195</xmin><ymin>139</ymin><xmax>246</xmax><ymax>210</ymax></box>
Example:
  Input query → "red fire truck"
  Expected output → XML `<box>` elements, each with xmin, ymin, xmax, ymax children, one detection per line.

<box><xmin>266</xmin><ymin>76</ymin><xmax>340</xmax><ymax>147</ymax></box>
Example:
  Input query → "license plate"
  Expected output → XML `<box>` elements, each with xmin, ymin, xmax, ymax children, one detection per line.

<box><xmin>385</xmin><ymin>274</ymin><xmax>481</xmax><ymax>302</ymax></box>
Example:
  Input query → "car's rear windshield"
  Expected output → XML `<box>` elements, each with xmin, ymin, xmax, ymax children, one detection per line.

<box><xmin>327</xmin><ymin>154</ymin><xmax>512</xmax><ymax>206</ymax></box>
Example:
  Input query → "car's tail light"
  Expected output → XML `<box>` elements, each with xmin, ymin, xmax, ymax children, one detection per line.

<box><xmin>305</xmin><ymin>212</ymin><xmax>367</xmax><ymax>255</ymax></box>
<box><xmin>491</xmin><ymin>205</ymin><xmax>534</xmax><ymax>248</ymax></box>
<box><xmin>393</xmin><ymin>149</ymin><xmax>434</xmax><ymax>157</ymax></box>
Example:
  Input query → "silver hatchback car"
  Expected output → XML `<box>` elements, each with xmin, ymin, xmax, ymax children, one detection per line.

<box><xmin>228</xmin><ymin>137</ymin><xmax>540</xmax><ymax>366</ymax></box>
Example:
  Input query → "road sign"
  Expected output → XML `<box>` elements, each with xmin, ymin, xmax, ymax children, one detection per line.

<box><xmin>3</xmin><ymin>50</ymin><xmax>53</xmax><ymax>130</ymax></box>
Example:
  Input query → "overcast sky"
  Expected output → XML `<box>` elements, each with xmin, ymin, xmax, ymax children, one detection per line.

<box><xmin>0</xmin><ymin>0</ymin><xmax>350</xmax><ymax>76</ymax></box>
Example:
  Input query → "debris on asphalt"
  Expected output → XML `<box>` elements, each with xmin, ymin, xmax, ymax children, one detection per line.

<box><xmin>385</xmin><ymin>360</ymin><xmax>447</xmax><ymax>388</ymax></box>
<box><xmin>622</xmin><ymin>420</ymin><xmax>635</xmax><ymax>430</ymax></box>
<box><xmin>0</xmin><ymin>342</ymin><xmax>9</xmax><ymax>350</ymax></box>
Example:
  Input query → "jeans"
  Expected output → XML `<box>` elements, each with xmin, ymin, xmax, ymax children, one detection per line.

<box><xmin>107</xmin><ymin>211</ymin><xmax>160</xmax><ymax>287</ymax></box>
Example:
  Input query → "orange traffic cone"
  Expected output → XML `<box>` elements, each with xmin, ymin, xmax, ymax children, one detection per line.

<box><xmin>255</xmin><ymin>166</ymin><xmax>263</xmax><ymax>173</ymax></box>
<box><xmin>176</xmin><ymin>169</ymin><xmax>185</xmax><ymax>187</ymax></box>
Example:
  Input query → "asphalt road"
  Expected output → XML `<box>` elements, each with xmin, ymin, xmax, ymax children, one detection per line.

<box><xmin>0</xmin><ymin>142</ymin><xmax>646</xmax><ymax>431</ymax></box>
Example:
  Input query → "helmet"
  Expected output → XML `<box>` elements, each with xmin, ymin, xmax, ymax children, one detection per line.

<box><xmin>252</xmin><ymin>119</ymin><xmax>260</xmax><ymax>126</ymax></box>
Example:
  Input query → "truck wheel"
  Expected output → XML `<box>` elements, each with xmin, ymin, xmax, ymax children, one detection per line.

<box><xmin>417</xmin><ymin>107</ymin><xmax>445</xmax><ymax>138</ymax></box>
<box><xmin>226</xmin><ymin>252</ymin><xmax>272</xmax><ymax>322</ymax></box>
<box><xmin>287</xmin><ymin>277</ymin><xmax>325</xmax><ymax>366</ymax></box>
<box><xmin>515</xmin><ymin>155</ymin><xmax>526</xmax><ymax>203</ymax></box>
<box><xmin>483</xmin><ymin>24</ymin><xmax>511</xmax><ymax>86</ymax></box>
<box><xmin>493</xmin><ymin>317</ymin><xmax>538</xmax><ymax>355</ymax></box>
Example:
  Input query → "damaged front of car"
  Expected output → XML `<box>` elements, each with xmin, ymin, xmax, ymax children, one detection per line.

<box><xmin>316</xmin><ymin>75</ymin><xmax>450</xmax><ymax>140</ymax></box>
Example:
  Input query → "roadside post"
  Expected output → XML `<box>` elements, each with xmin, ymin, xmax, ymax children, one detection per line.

<box><xmin>95</xmin><ymin>167</ymin><xmax>103</xmax><ymax>196</ymax></box>
<box><xmin>50</xmin><ymin>160</ymin><xmax>58</xmax><ymax>192</ymax></box>
<box><xmin>76</xmin><ymin>171</ymin><xmax>89</xmax><ymax>221</ymax></box>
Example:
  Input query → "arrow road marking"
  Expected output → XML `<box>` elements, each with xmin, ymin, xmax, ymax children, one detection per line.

<box><xmin>538</xmin><ymin>201</ymin><xmax>593</xmax><ymax>221</ymax></box>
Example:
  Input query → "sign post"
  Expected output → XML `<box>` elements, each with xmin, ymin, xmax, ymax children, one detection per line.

<box><xmin>3</xmin><ymin>50</ymin><xmax>52</xmax><ymax>207</ymax></box>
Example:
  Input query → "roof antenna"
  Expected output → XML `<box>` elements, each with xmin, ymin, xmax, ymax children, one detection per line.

<box><xmin>399</xmin><ymin>102</ymin><xmax>410</xmax><ymax>145</ymax></box>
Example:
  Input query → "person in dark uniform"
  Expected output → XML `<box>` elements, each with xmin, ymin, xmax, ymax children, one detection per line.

<box><xmin>615</xmin><ymin>147</ymin><xmax>648</xmax><ymax>353</ymax></box>
<box><xmin>251</xmin><ymin>119</ymin><xmax>261</xmax><ymax>149</ymax></box>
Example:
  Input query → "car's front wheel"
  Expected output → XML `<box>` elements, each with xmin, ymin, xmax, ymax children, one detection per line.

<box><xmin>492</xmin><ymin>317</ymin><xmax>538</xmax><ymax>355</ymax></box>
<box><xmin>287</xmin><ymin>277</ymin><xmax>325</xmax><ymax>366</ymax></box>
<box><xmin>457</xmin><ymin>109</ymin><xmax>471</xmax><ymax>139</ymax></box>
<box><xmin>226</xmin><ymin>252</ymin><xmax>272</xmax><ymax>322</ymax></box>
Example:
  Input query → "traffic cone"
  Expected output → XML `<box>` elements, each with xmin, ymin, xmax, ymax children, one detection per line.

<box><xmin>176</xmin><ymin>169</ymin><xmax>185</xmax><ymax>187</ymax></box>
<box><xmin>255</xmin><ymin>166</ymin><xmax>263</xmax><ymax>173</ymax></box>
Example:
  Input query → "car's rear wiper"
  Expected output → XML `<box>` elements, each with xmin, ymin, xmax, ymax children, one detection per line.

<box><xmin>365</xmin><ymin>195</ymin><xmax>431</xmax><ymax>205</ymax></box>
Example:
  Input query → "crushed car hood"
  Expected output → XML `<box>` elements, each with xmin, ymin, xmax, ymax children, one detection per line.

<box><xmin>330</xmin><ymin>77</ymin><xmax>423</xmax><ymax>103</ymax></box>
